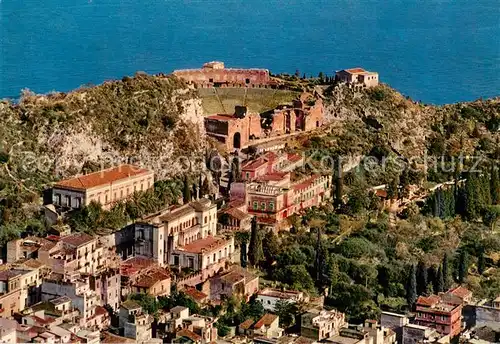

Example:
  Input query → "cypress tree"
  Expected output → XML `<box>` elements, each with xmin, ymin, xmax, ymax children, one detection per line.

<box><xmin>333</xmin><ymin>157</ymin><xmax>343</xmax><ymax>209</ymax></box>
<box><xmin>458</xmin><ymin>250</ymin><xmax>468</xmax><ymax>283</ymax></box>
<box><xmin>406</xmin><ymin>264</ymin><xmax>417</xmax><ymax>307</ymax></box>
<box><xmin>491</xmin><ymin>165</ymin><xmax>499</xmax><ymax>205</ymax></box>
<box><xmin>240</xmin><ymin>241</ymin><xmax>248</xmax><ymax>268</ymax></box>
<box><xmin>416</xmin><ymin>261</ymin><xmax>428</xmax><ymax>295</ymax></box>
<box><xmin>248</xmin><ymin>217</ymin><xmax>263</xmax><ymax>267</ymax></box>
<box><xmin>183</xmin><ymin>175</ymin><xmax>191</xmax><ymax>204</ymax></box>
<box><xmin>442</xmin><ymin>253</ymin><xmax>450</xmax><ymax>290</ymax></box>
<box><xmin>436</xmin><ymin>266</ymin><xmax>444</xmax><ymax>293</ymax></box>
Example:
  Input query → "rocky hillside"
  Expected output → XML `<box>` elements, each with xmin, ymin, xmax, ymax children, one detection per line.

<box><xmin>306</xmin><ymin>83</ymin><xmax>500</xmax><ymax>166</ymax></box>
<box><xmin>0</xmin><ymin>74</ymin><xmax>208</xmax><ymax>195</ymax></box>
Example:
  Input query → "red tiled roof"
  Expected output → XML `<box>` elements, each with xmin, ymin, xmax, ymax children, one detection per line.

<box><xmin>94</xmin><ymin>306</ymin><xmax>109</xmax><ymax>317</ymax></box>
<box><xmin>206</xmin><ymin>114</ymin><xmax>237</xmax><ymax>121</ymax></box>
<box><xmin>293</xmin><ymin>175</ymin><xmax>320</xmax><ymax>192</ymax></box>
<box><xmin>134</xmin><ymin>269</ymin><xmax>170</xmax><ymax>288</ymax></box>
<box><xmin>60</xmin><ymin>233</ymin><xmax>95</xmax><ymax>247</ymax></box>
<box><xmin>178</xmin><ymin>236</ymin><xmax>229</xmax><ymax>254</ymax></box>
<box><xmin>287</xmin><ymin>153</ymin><xmax>302</xmax><ymax>163</ymax></box>
<box><xmin>120</xmin><ymin>257</ymin><xmax>157</xmax><ymax>277</ymax></box>
<box><xmin>417</xmin><ymin>295</ymin><xmax>440</xmax><ymax>307</ymax></box>
<box><xmin>253</xmin><ymin>313</ymin><xmax>278</xmax><ymax>329</ymax></box>
<box><xmin>31</xmin><ymin>315</ymin><xmax>56</xmax><ymax>325</ymax></box>
<box><xmin>184</xmin><ymin>287</ymin><xmax>208</xmax><ymax>302</ymax></box>
<box><xmin>375</xmin><ymin>189</ymin><xmax>388</xmax><ymax>198</ymax></box>
<box><xmin>224</xmin><ymin>207</ymin><xmax>250</xmax><ymax>221</ymax></box>
<box><xmin>242</xmin><ymin>158</ymin><xmax>268</xmax><ymax>171</ymax></box>
<box><xmin>177</xmin><ymin>329</ymin><xmax>202</xmax><ymax>342</ymax></box>
<box><xmin>449</xmin><ymin>286</ymin><xmax>472</xmax><ymax>299</ymax></box>
<box><xmin>255</xmin><ymin>172</ymin><xmax>288</xmax><ymax>182</ymax></box>
<box><xmin>239</xmin><ymin>319</ymin><xmax>254</xmax><ymax>330</ymax></box>
<box><xmin>263</xmin><ymin>151</ymin><xmax>278</xmax><ymax>161</ymax></box>
<box><xmin>344</xmin><ymin>68</ymin><xmax>367</xmax><ymax>74</ymax></box>
<box><xmin>254</xmin><ymin>216</ymin><xmax>277</xmax><ymax>224</ymax></box>
<box><xmin>54</xmin><ymin>164</ymin><xmax>151</xmax><ymax>191</ymax></box>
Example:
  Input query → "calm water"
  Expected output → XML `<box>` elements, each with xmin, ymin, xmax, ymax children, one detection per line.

<box><xmin>1</xmin><ymin>0</ymin><xmax>499</xmax><ymax>104</ymax></box>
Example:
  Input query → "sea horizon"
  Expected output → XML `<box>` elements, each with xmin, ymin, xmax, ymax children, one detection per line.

<box><xmin>1</xmin><ymin>0</ymin><xmax>499</xmax><ymax>104</ymax></box>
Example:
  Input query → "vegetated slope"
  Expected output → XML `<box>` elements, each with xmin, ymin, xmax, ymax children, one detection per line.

<box><xmin>303</xmin><ymin>84</ymin><xmax>499</xmax><ymax>176</ymax></box>
<box><xmin>0</xmin><ymin>74</ymin><xmax>207</xmax><ymax>237</ymax></box>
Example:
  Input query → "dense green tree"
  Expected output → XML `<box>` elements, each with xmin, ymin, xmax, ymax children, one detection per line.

<box><xmin>275</xmin><ymin>265</ymin><xmax>315</xmax><ymax>292</ymax></box>
<box><xmin>248</xmin><ymin>217</ymin><xmax>263</xmax><ymax>267</ymax></box>
<box><xmin>130</xmin><ymin>293</ymin><xmax>158</xmax><ymax>314</ymax></box>
<box><xmin>483</xmin><ymin>205</ymin><xmax>500</xmax><ymax>231</ymax></box>
<box><xmin>262</xmin><ymin>229</ymin><xmax>280</xmax><ymax>267</ymax></box>
<box><xmin>478</xmin><ymin>249</ymin><xmax>486</xmax><ymax>275</ymax></box>
<box><xmin>275</xmin><ymin>300</ymin><xmax>296</xmax><ymax>327</ymax></box>
<box><xmin>406</xmin><ymin>264</ymin><xmax>417</xmax><ymax>307</ymax></box>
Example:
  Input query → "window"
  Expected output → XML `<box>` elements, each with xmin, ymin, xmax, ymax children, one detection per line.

<box><xmin>246</xmin><ymin>172</ymin><xmax>250</xmax><ymax>179</ymax></box>
<box><xmin>105</xmin><ymin>195</ymin><xmax>108</xmax><ymax>203</ymax></box>
<box><xmin>269</xmin><ymin>202</ymin><xmax>274</xmax><ymax>211</ymax></box>
<box><xmin>209</xmin><ymin>78</ymin><xmax>214</xmax><ymax>83</ymax></box>
<box><xmin>245</xmin><ymin>78</ymin><xmax>250</xmax><ymax>84</ymax></box>
<box><xmin>204</xmin><ymin>216</ymin><xmax>208</xmax><ymax>224</ymax></box>
<box><xmin>54</xmin><ymin>193</ymin><xmax>62</xmax><ymax>205</ymax></box>
<box><xmin>120</xmin><ymin>190</ymin><xmax>123</xmax><ymax>198</ymax></box>
<box><xmin>261</xmin><ymin>202</ymin><xmax>266</xmax><ymax>210</ymax></box>
<box><xmin>253</xmin><ymin>201</ymin><xmax>258</xmax><ymax>210</ymax></box>
<box><xmin>64</xmin><ymin>195</ymin><xmax>71</xmax><ymax>207</ymax></box>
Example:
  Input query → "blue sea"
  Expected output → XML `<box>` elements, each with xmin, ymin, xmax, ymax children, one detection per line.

<box><xmin>1</xmin><ymin>0</ymin><xmax>499</xmax><ymax>104</ymax></box>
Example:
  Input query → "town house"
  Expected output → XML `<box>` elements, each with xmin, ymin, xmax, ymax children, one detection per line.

<box><xmin>41</xmin><ymin>273</ymin><xmax>103</xmax><ymax>330</ymax></box>
<box><xmin>51</xmin><ymin>164</ymin><xmax>154</xmax><ymax>210</ymax></box>
<box><xmin>300</xmin><ymin>308</ymin><xmax>347</xmax><ymax>341</ymax></box>
<box><xmin>257</xmin><ymin>288</ymin><xmax>307</xmax><ymax>312</ymax></box>
<box><xmin>335</xmin><ymin>68</ymin><xmax>379</xmax><ymax>88</ymax></box>
<box><xmin>414</xmin><ymin>295</ymin><xmax>462</xmax><ymax>337</ymax></box>
<box><xmin>38</xmin><ymin>233</ymin><xmax>104</xmax><ymax>275</ymax></box>
<box><xmin>133</xmin><ymin>198</ymin><xmax>218</xmax><ymax>267</ymax></box>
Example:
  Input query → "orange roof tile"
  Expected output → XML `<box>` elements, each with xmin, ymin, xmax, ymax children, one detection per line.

<box><xmin>287</xmin><ymin>153</ymin><xmax>303</xmax><ymax>163</ymax></box>
<box><xmin>178</xmin><ymin>236</ymin><xmax>229</xmax><ymax>254</ymax></box>
<box><xmin>177</xmin><ymin>329</ymin><xmax>202</xmax><ymax>342</ymax></box>
<box><xmin>60</xmin><ymin>233</ymin><xmax>95</xmax><ymax>247</ymax></box>
<box><xmin>205</xmin><ymin>114</ymin><xmax>237</xmax><ymax>121</ymax></box>
<box><xmin>184</xmin><ymin>287</ymin><xmax>208</xmax><ymax>302</ymax></box>
<box><xmin>133</xmin><ymin>269</ymin><xmax>170</xmax><ymax>288</ymax></box>
<box><xmin>293</xmin><ymin>175</ymin><xmax>320</xmax><ymax>192</ymax></box>
<box><xmin>239</xmin><ymin>319</ymin><xmax>254</xmax><ymax>330</ymax></box>
<box><xmin>253</xmin><ymin>313</ymin><xmax>278</xmax><ymax>329</ymax></box>
<box><xmin>449</xmin><ymin>286</ymin><xmax>472</xmax><ymax>299</ymax></box>
<box><xmin>54</xmin><ymin>164</ymin><xmax>151</xmax><ymax>191</ymax></box>
<box><xmin>255</xmin><ymin>172</ymin><xmax>288</xmax><ymax>182</ymax></box>
<box><xmin>417</xmin><ymin>295</ymin><xmax>440</xmax><ymax>307</ymax></box>
<box><xmin>242</xmin><ymin>158</ymin><xmax>268</xmax><ymax>171</ymax></box>
<box><xmin>344</xmin><ymin>68</ymin><xmax>367</xmax><ymax>74</ymax></box>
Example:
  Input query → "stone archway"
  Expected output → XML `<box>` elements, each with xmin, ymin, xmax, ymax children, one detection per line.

<box><xmin>233</xmin><ymin>132</ymin><xmax>241</xmax><ymax>149</ymax></box>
